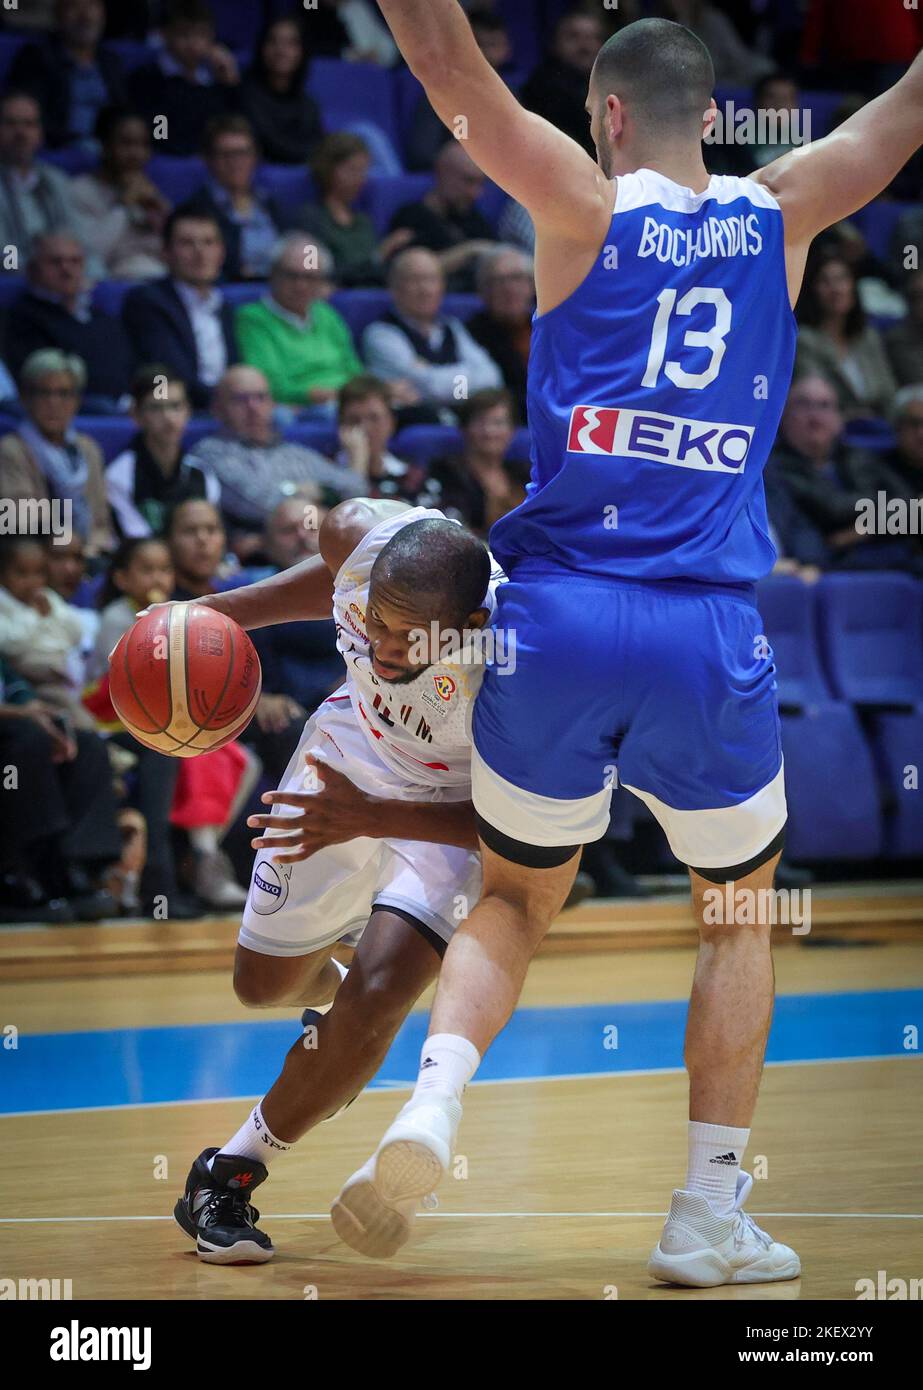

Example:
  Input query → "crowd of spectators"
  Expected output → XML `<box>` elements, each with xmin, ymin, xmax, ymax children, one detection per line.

<box><xmin>1</xmin><ymin>0</ymin><xmax>921</xmax><ymax>923</ymax></box>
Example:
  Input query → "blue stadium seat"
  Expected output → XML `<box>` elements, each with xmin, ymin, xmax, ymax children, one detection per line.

<box><xmin>843</xmin><ymin>418</ymin><xmax>897</xmax><ymax>452</ymax></box>
<box><xmin>755</xmin><ymin>575</ymin><xmax>832</xmax><ymax>708</ymax></box>
<box><xmin>0</xmin><ymin>34</ymin><xmax>27</xmax><ymax>87</ymax></box>
<box><xmin>872</xmin><ymin>710</ymin><xmax>923</xmax><ymax>856</ymax></box>
<box><xmin>816</xmin><ymin>573</ymin><xmax>923</xmax><ymax>707</ymax></box>
<box><xmin>104</xmin><ymin>39</ymin><xmax>153</xmax><ymax>73</ymax></box>
<box><xmin>330</xmin><ymin>287</ymin><xmax>392</xmax><ymax>341</ymax></box>
<box><xmin>147</xmin><ymin>155</ymin><xmax>207</xmax><ymax>205</ymax></box>
<box><xmin>361</xmin><ymin>173</ymin><xmax>432</xmax><ymax>235</ymax></box>
<box><xmin>0</xmin><ymin>275</ymin><xmax>25</xmax><ymax>310</ymax></box>
<box><xmin>393</xmin><ymin>425</ymin><xmax>462</xmax><ymax>464</ymax></box>
<box><xmin>183</xmin><ymin>419</ymin><xmax>213</xmax><ymax>452</ymax></box>
<box><xmin>211</xmin><ymin>1</ymin><xmax>263</xmax><ymax>54</ymax></box>
<box><xmin>91</xmin><ymin>280</ymin><xmax>133</xmax><ymax>318</ymax></box>
<box><xmin>851</xmin><ymin>200</ymin><xmax>916</xmax><ymax>261</ymax></box>
<box><xmin>283</xmin><ymin>422</ymin><xmax>339</xmax><ymax>456</ymax></box>
<box><xmin>74</xmin><ymin>416</ymin><xmax>134</xmax><ymax>462</ymax></box>
<box><xmin>443</xmin><ymin>293</ymin><xmax>482</xmax><ymax>321</ymax></box>
<box><xmin>256</xmin><ymin>165</ymin><xmax>314</xmax><ymax>218</ymax></box>
<box><xmin>307</xmin><ymin>59</ymin><xmax>401</xmax><ymax>152</ymax></box>
<box><xmin>222</xmin><ymin>282</ymin><xmax>265</xmax><ymax>308</ymax></box>
<box><xmin>39</xmin><ymin>148</ymin><xmax>98</xmax><ymax>176</ymax></box>
<box><xmin>781</xmin><ymin>704</ymin><xmax>883</xmax><ymax>860</ymax></box>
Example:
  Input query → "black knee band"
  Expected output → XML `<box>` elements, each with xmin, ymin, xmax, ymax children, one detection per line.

<box><xmin>475</xmin><ymin>813</ymin><xmax>580</xmax><ymax>868</ymax></box>
<box><xmin>689</xmin><ymin>823</ymin><xmax>787</xmax><ymax>884</ymax></box>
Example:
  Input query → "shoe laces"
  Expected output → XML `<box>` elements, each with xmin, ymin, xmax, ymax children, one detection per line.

<box><xmin>733</xmin><ymin>1208</ymin><xmax>772</xmax><ymax>1251</ymax></box>
<box><xmin>199</xmin><ymin>1188</ymin><xmax>259</xmax><ymax>1230</ymax></box>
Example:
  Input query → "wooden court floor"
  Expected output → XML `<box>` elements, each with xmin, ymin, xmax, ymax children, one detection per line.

<box><xmin>1</xmin><ymin>942</ymin><xmax>921</xmax><ymax>1301</ymax></box>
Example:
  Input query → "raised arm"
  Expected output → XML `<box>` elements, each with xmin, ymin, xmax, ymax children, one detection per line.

<box><xmin>197</xmin><ymin>499</ymin><xmax>410</xmax><ymax>630</ymax></box>
<box><xmin>375</xmin><ymin>0</ymin><xmax>611</xmax><ymax>244</ymax></box>
<box><xmin>752</xmin><ymin>51</ymin><xmax>923</xmax><ymax>250</ymax></box>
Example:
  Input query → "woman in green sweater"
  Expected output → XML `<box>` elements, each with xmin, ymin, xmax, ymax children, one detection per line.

<box><xmin>236</xmin><ymin>233</ymin><xmax>362</xmax><ymax>412</ymax></box>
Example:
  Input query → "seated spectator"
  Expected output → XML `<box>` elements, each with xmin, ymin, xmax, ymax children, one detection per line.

<box><xmin>235</xmin><ymin>232</ymin><xmax>361</xmax><ymax>410</ymax></box>
<box><xmin>334</xmin><ymin>374</ymin><xmax>435</xmax><ymax>502</ymax></box>
<box><xmin>519</xmin><ymin>8</ymin><xmax>605</xmax><ymax>156</ymax></box>
<box><xmin>189</xmin><ymin>364</ymin><xmax>365</xmax><ymax>536</ymax></box>
<box><xmin>875</xmin><ymin>386</ymin><xmax>923</xmax><ymax>520</ymax></box>
<box><xmin>45</xmin><ymin>531</ymin><xmax>99</xmax><ymax>667</ymax></box>
<box><xmin>427</xmin><ymin>387</ymin><xmax>528</xmax><ymax>536</ymax></box>
<box><xmin>466</xmin><ymin>245</ymin><xmax>535</xmax><ymax>423</ymax></box>
<box><xmin>708</xmin><ymin>72</ymin><xmax>804</xmax><ymax>177</ymax></box>
<box><xmin>663</xmin><ymin>1</ymin><xmax>774</xmax><ymax>87</ymax></box>
<box><xmin>6</xmin><ymin>232</ymin><xmax>135</xmax><ymax>412</ymax></box>
<box><xmin>130</xmin><ymin>0</ymin><xmax>239</xmax><ymax>157</ymax></box>
<box><xmin>309</xmin><ymin>0</ymin><xmax>398</xmax><ymax>66</ymax></box>
<box><xmin>6</xmin><ymin>0</ymin><xmax>127</xmax><ymax>150</ymax></box>
<box><xmin>122</xmin><ymin>208</ymin><xmax>239</xmax><ymax>410</ymax></box>
<box><xmin>184</xmin><ymin>116</ymin><xmax>284</xmax><ymax>282</ymax></box>
<box><xmin>405</xmin><ymin>9</ymin><xmax>514</xmax><ymax>171</ymax></box>
<box><xmin>0</xmin><ymin>654</ymin><xmax>121</xmax><ymax>924</ymax></box>
<box><xmin>0</xmin><ymin>91</ymin><xmax>94</xmax><ymax>271</ymax></box>
<box><xmin>166</xmin><ymin>497</ymin><xmax>306</xmax><ymax>785</ymax></box>
<box><xmin>238</xmin><ymin>15</ymin><xmax>324</xmax><ymax>166</ymax></box>
<box><xmin>885</xmin><ymin>273</ymin><xmax>923</xmax><ymax>388</ymax></box>
<box><xmin>0</xmin><ymin>534</ymin><xmax>89</xmax><ymax>724</ymax></box>
<box><xmin>105</xmin><ymin>365</ymin><xmax>220</xmax><ymax>538</ymax></box>
<box><xmin>795</xmin><ymin>250</ymin><xmax>898</xmax><ymax>419</ymax></box>
<box><xmin>497</xmin><ymin>198</ymin><xmax>536</xmax><ymax>255</ymax></box>
<box><xmin>763</xmin><ymin>373</ymin><xmax>920</xmax><ymax>570</ymax></box>
<box><xmin>0</xmin><ymin>349</ymin><xmax>114</xmax><ymax>556</ymax></box>
<box><xmin>227</xmin><ymin>497</ymin><xmax>342</xmax><ymax>711</ymax></box>
<box><xmin>69</xmin><ymin>107</ymin><xmax>170</xmax><ymax>281</ymax></box>
<box><xmin>363</xmin><ymin>247</ymin><xmax>503</xmax><ymax>410</ymax></box>
<box><xmin>388</xmin><ymin>141</ymin><xmax>497</xmax><ymax>293</ymax></box>
<box><xmin>288</xmin><ymin>133</ymin><xmax>413</xmax><ymax>287</ymax></box>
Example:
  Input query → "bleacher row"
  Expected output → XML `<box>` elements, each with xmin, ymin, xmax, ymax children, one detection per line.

<box><xmin>757</xmin><ymin>572</ymin><xmax>923</xmax><ymax>861</ymax></box>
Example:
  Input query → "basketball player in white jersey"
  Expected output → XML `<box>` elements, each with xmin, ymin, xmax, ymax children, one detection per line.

<box><xmin>328</xmin><ymin>4</ymin><xmax>923</xmax><ymax>1284</ymax></box>
<box><xmin>173</xmin><ymin>498</ymin><xmax>505</xmax><ymax>1261</ymax></box>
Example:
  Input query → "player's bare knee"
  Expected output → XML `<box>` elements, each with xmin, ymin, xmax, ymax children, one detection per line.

<box><xmin>334</xmin><ymin>965</ymin><xmax>410</xmax><ymax>1043</ymax></box>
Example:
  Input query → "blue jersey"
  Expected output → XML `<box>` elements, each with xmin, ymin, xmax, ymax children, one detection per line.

<box><xmin>489</xmin><ymin>168</ymin><xmax>797</xmax><ymax>585</ymax></box>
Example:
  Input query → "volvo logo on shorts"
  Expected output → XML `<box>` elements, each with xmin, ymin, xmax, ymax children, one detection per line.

<box><xmin>566</xmin><ymin>404</ymin><xmax>754</xmax><ymax>474</ymax></box>
<box><xmin>250</xmin><ymin>859</ymin><xmax>290</xmax><ymax>915</ymax></box>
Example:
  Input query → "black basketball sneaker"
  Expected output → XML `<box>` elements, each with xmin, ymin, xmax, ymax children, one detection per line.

<box><xmin>174</xmin><ymin>1148</ymin><xmax>274</xmax><ymax>1263</ymax></box>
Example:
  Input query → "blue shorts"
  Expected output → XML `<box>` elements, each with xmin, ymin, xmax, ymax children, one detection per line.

<box><xmin>471</xmin><ymin>565</ymin><xmax>786</xmax><ymax>871</ymax></box>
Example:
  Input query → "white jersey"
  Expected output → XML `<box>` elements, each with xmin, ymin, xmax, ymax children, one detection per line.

<box><xmin>331</xmin><ymin>506</ymin><xmax>505</xmax><ymax>793</ymax></box>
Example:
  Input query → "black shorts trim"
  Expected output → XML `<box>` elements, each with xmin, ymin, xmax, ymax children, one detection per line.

<box><xmin>475</xmin><ymin>813</ymin><xmax>580</xmax><ymax>868</ymax></box>
<box><xmin>370</xmin><ymin>902</ymin><xmax>446</xmax><ymax>959</ymax></box>
<box><xmin>689</xmin><ymin>823</ymin><xmax>787</xmax><ymax>884</ymax></box>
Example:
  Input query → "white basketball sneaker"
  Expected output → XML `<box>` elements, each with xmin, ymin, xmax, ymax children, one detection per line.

<box><xmin>648</xmin><ymin>1171</ymin><xmax>801</xmax><ymax>1287</ymax></box>
<box><xmin>330</xmin><ymin>1094</ymin><xmax>461</xmax><ymax>1258</ymax></box>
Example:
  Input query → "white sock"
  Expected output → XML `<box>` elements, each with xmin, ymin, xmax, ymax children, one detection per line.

<box><xmin>686</xmin><ymin>1120</ymin><xmax>749</xmax><ymax>1214</ymax></box>
<box><xmin>210</xmin><ymin>1102</ymin><xmax>292</xmax><ymax>1169</ymax></box>
<box><xmin>410</xmin><ymin>1033</ymin><xmax>480</xmax><ymax>1104</ymax></box>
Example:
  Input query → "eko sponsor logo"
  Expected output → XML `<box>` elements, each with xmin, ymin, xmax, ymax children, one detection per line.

<box><xmin>566</xmin><ymin>404</ymin><xmax>754</xmax><ymax>475</ymax></box>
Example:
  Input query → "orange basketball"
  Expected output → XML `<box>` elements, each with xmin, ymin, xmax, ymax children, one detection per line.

<box><xmin>109</xmin><ymin>603</ymin><xmax>262</xmax><ymax>757</ymax></box>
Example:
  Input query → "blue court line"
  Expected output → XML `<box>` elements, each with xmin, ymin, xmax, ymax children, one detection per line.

<box><xmin>1</xmin><ymin>990</ymin><xmax>919</xmax><ymax>1116</ymax></box>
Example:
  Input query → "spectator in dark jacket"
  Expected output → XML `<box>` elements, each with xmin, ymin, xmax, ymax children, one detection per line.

<box><xmin>184</xmin><ymin>115</ymin><xmax>284</xmax><ymax>282</ymax></box>
<box><xmin>6</xmin><ymin>0</ymin><xmax>127</xmax><ymax>149</ymax></box>
<box><xmin>428</xmin><ymin>387</ymin><xmax>528</xmax><ymax>537</ymax></box>
<box><xmin>519</xmin><ymin>9</ymin><xmax>605</xmax><ymax>157</ymax></box>
<box><xmin>121</xmin><ymin>208</ymin><xmax>239</xmax><ymax>409</ymax></box>
<box><xmin>0</xmin><ymin>91</ymin><xmax>95</xmax><ymax>272</ymax></box>
<box><xmin>885</xmin><ymin>272</ymin><xmax>923</xmax><ymax>388</ymax></box>
<box><xmin>466</xmin><ymin>245</ymin><xmax>535</xmax><ymax>424</ymax></box>
<box><xmin>238</xmin><ymin>15</ymin><xmax>324</xmax><ymax>166</ymax></box>
<box><xmin>764</xmin><ymin>373</ymin><xmax>920</xmax><ymax>570</ymax></box>
<box><xmin>6</xmin><ymin>232</ymin><xmax>134</xmax><ymax>412</ymax></box>
<box><xmin>387</xmin><ymin>141</ymin><xmax>497</xmax><ymax>294</ymax></box>
<box><xmin>130</xmin><ymin>0</ymin><xmax>239</xmax><ymax>156</ymax></box>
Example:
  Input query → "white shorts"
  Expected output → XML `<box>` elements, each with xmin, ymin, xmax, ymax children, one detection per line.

<box><xmin>238</xmin><ymin>691</ymin><xmax>481</xmax><ymax>958</ymax></box>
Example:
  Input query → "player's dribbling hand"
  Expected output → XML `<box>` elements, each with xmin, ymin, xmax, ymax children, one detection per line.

<box><xmin>247</xmin><ymin>755</ymin><xmax>373</xmax><ymax>862</ymax></box>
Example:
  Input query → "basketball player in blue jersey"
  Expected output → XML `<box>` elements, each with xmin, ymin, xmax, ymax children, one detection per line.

<box><xmin>330</xmin><ymin>6</ymin><xmax>923</xmax><ymax>1284</ymax></box>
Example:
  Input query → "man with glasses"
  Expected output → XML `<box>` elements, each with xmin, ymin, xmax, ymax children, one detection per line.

<box><xmin>236</xmin><ymin>233</ymin><xmax>362</xmax><ymax>415</ymax></box>
<box><xmin>6</xmin><ymin>232</ymin><xmax>134</xmax><ymax>413</ymax></box>
<box><xmin>190</xmin><ymin>364</ymin><xmax>367</xmax><ymax>542</ymax></box>
<box><xmin>0</xmin><ymin>91</ymin><xmax>91</xmax><ymax>268</ymax></box>
<box><xmin>122</xmin><ymin>208</ymin><xmax>238</xmax><ymax>410</ymax></box>
<box><xmin>466</xmin><ymin>244</ymin><xmax>536</xmax><ymax>423</ymax></box>
<box><xmin>185</xmin><ymin>116</ymin><xmax>285</xmax><ymax>283</ymax></box>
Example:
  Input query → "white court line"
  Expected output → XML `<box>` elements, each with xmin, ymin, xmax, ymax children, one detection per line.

<box><xmin>2</xmin><ymin>1051</ymin><xmax>919</xmax><ymax>1121</ymax></box>
<box><xmin>0</xmin><ymin>1211</ymin><xmax>920</xmax><ymax>1224</ymax></box>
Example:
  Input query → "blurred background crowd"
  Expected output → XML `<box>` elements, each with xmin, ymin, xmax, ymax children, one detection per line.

<box><xmin>0</xmin><ymin>0</ymin><xmax>921</xmax><ymax>924</ymax></box>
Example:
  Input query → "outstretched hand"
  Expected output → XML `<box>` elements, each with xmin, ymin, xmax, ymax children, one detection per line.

<box><xmin>247</xmin><ymin>755</ymin><xmax>375</xmax><ymax>863</ymax></box>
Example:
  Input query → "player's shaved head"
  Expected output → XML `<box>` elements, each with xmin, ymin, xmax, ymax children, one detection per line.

<box><xmin>371</xmin><ymin>519</ymin><xmax>490</xmax><ymax>629</ymax></box>
<box><xmin>589</xmin><ymin>18</ymin><xmax>714</xmax><ymax>152</ymax></box>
